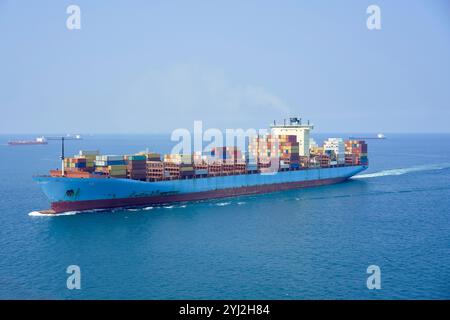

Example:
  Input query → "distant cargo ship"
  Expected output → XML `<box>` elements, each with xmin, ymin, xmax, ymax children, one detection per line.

<box><xmin>34</xmin><ymin>118</ymin><xmax>368</xmax><ymax>214</ymax></box>
<box><xmin>349</xmin><ymin>133</ymin><xmax>386</xmax><ymax>140</ymax></box>
<box><xmin>8</xmin><ymin>136</ymin><xmax>48</xmax><ymax>146</ymax></box>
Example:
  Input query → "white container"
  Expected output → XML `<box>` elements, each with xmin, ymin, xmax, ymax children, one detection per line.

<box><xmin>96</xmin><ymin>155</ymin><xmax>124</xmax><ymax>161</ymax></box>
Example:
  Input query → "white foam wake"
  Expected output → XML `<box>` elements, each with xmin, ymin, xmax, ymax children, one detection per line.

<box><xmin>28</xmin><ymin>211</ymin><xmax>78</xmax><ymax>217</ymax></box>
<box><xmin>353</xmin><ymin>163</ymin><xmax>450</xmax><ymax>179</ymax></box>
<box><xmin>216</xmin><ymin>202</ymin><xmax>231</xmax><ymax>206</ymax></box>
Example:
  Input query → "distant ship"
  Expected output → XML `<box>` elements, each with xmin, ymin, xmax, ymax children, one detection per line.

<box><xmin>66</xmin><ymin>134</ymin><xmax>83</xmax><ymax>140</ymax></box>
<box><xmin>8</xmin><ymin>136</ymin><xmax>48</xmax><ymax>146</ymax></box>
<box><xmin>349</xmin><ymin>133</ymin><xmax>386</xmax><ymax>140</ymax></box>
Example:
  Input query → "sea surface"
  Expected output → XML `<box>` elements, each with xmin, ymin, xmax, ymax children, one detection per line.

<box><xmin>0</xmin><ymin>133</ymin><xmax>449</xmax><ymax>299</ymax></box>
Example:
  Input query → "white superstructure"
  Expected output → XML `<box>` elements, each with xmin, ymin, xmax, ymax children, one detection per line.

<box><xmin>270</xmin><ymin>117</ymin><xmax>314</xmax><ymax>157</ymax></box>
<box><xmin>323</xmin><ymin>138</ymin><xmax>345</xmax><ymax>164</ymax></box>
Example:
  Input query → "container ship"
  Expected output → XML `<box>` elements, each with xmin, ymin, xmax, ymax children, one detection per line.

<box><xmin>9</xmin><ymin>136</ymin><xmax>48</xmax><ymax>146</ymax></box>
<box><xmin>34</xmin><ymin>118</ymin><xmax>368</xmax><ymax>214</ymax></box>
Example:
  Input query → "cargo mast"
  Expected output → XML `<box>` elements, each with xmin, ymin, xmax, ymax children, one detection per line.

<box><xmin>47</xmin><ymin>136</ymin><xmax>78</xmax><ymax>177</ymax></box>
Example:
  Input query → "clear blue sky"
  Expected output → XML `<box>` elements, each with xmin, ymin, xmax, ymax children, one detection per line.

<box><xmin>0</xmin><ymin>0</ymin><xmax>449</xmax><ymax>133</ymax></box>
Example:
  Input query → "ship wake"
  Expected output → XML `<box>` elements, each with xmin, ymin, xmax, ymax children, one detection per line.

<box><xmin>353</xmin><ymin>163</ymin><xmax>450</xmax><ymax>179</ymax></box>
<box><xmin>28</xmin><ymin>211</ymin><xmax>78</xmax><ymax>217</ymax></box>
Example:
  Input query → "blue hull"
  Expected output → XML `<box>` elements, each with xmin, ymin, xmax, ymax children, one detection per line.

<box><xmin>34</xmin><ymin>165</ymin><xmax>367</xmax><ymax>212</ymax></box>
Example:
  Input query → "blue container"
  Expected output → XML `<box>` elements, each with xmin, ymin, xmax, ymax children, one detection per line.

<box><xmin>107</xmin><ymin>160</ymin><xmax>126</xmax><ymax>166</ymax></box>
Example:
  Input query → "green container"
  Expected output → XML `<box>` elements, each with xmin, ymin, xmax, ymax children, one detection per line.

<box><xmin>127</xmin><ymin>155</ymin><xmax>147</xmax><ymax>161</ymax></box>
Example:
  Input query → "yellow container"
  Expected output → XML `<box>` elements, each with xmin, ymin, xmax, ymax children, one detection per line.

<box><xmin>108</xmin><ymin>165</ymin><xmax>127</xmax><ymax>170</ymax></box>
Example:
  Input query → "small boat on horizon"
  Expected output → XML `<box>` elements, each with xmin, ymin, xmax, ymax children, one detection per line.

<box><xmin>66</xmin><ymin>134</ymin><xmax>83</xmax><ymax>140</ymax></box>
<box><xmin>8</xmin><ymin>136</ymin><xmax>48</xmax><ymax>146</ymax></box>
<box><xmin>349</xmin><ymin>133</ymin><xmax>386</xmax><ymax>140</ymax></box>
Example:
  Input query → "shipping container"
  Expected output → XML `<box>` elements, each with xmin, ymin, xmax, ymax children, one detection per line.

<box><xmin>125</xmin><ymin>155</ymin><xmax>147</xmax><ymax>161</ymax></box>
<box><xmin>95</xmin><ymin>160</ymin><xmax>126</xmax><ymax>166</ymax></box>
<box><xmin>194</xmin><ymin>169</ymin><xmax>208</xmax><ymax>176</ymax></box>
<box><xmin>96</xmin><ymin>155</ymin><xmax>124</xmax><ymax>162</ymax></box>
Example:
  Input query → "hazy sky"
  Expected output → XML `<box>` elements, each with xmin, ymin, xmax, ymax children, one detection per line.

<box><xmin>1</xmin><ymin>0</ymin><xmax>449</xmax><ymax>134</ymax></box>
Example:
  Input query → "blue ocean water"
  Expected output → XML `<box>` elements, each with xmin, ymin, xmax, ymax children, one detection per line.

<box><xmin>0</xmin><ymin>133</ymin><xmax>449</xmax><ymax>299</ymax></box>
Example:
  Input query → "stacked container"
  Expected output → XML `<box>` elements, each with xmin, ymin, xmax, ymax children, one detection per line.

<box><xmin>207</xmin><ymin>162</ymin><xmax>223</xmax><ymax>176</ymax></box>
<box><xmin>164</xmin><ymin>154</ymin><xmax>192</xmax><ymax>164</ymax></box>
<box><xmin>310</xmin><ymin>146</ymin><xmax>324</xmax><ymax>156</ymax></box>
<box><xmin>257</xmin><ymin>136</ymin><xmax>274</xmax><ymax>169</ymax></box>
<box><xmin>163</xmin><ymin>154</ymin><xmax>193</xmax><ymax>179</ymax></box>
<box><xmin>193</xmin><ymin>151</ymin><xmax>203</xmax><ymax>164</ymax></box>
<box><xmin>147</xmin><ymin>161</ymin><xmax>164</xmax><ymax>181</ymax></box>
<box><xmin>63</xmin><ymin>150</ymin><xmax>98</xmax><ymax>175</ymax></box>
<box><xmin>323</xmin><ymin>138</ymin><xmax>345</xmax><ymax>165</ymax></box>
<box><xmin>248</xmin><ymin>135</ymin><xmax>268</xmax><ymax>164</ymax></box>
<box><xmin>95</xmin><ymin>155</ymin><xmax>127</xmax><ymax>178</ymax></box>
<box><xmin>234</xmin><ymin>163</ymin><xmax>246</xmax><ymax>174</ymax></box>
<box><xmin>345</xmin><ymin>140</ymin><xmax>368</xmax><ymax>165</ymax></box>
<box><xmin>258</xmin><ymin>161</ymin><xmax>272</xmax><ymax>169</ymax></box>
<box><xmin>345</xmin><ymin>154</ymin><xmax>358</xmax><ymax>166</ymax></box>
<box><xmin>210</xmin><ymin>146</ymin><xmax>246</xmax><ymax>175</ymax></box>
<box><xmin>259</xmin><ymin>135</ymin><xmax>274</xmax><ymax>163</ymax></box>
<box><xmin>248</xmin><ymin>136</ymin><xmax>260</xmax><ymax>164</ymax></box>
<box><xmin>163</xmin><ymin>162</ymin><xmax>181</xmax><ymax>179</ymax></box>
<box><xmin>125</xmin><ymin>155</ymin><xmax>147</xmax><ymax>180</ymax></box>
<box><xmin>280</xmin><ymin>142</ymin><xmax>300</xmax><ymax>169</ymax></box>
<box><xmin>54</xmin><ymin>136</ymin><xmax>367</xmax><ymax>183</ymax></box>
<box><xmin>248</xmin><ymin>135</ymin><xmax>276</xmax><ymax>168</ymax></box>
<box><xmin>144</xmin><ymin>152</ymin><xmax>161</xmax><ymax>162</ymax></box>
<box><xmin>222</xmin><ymin>163</ymin><xmax>235</xmax><ymax>175</ymax></box>
<box><xmin>278</xmin><ymin>135</ymin><xmax>300</xmax><ymax>170</ymax></box>
<box><xmin>279</xmin><ymin>159</ymin><xmax>290</xmax><ymax>170</ymax></box>
<box><xmin>64</xmin><ymin>157</ymin><xmax>87</xmax><ymax>171</ymax></box>
<box><xmin>50</xmin><ymin>169</ymin><xmax>92</xmax><ymax>178</ymax></box>
<box><xmin>180</xmin><ymin>163</ymin><xmax>195</xmax><ymax>178</ymax></box>
<box><xmin>318</xmin><ymin>154</ymin><xmax>331</xmax><ymax>167</ymax></box>
<box><xmin>248</xmin><ymin>134</ymin><xmax>301</xmax><ymax>171</ymax></box>
<box><xmin>78</xmin><ymin>150</ymin><xmax>99</xmax><ymax>172</ymax></box>
<box><xmin>141</xmin><ymin>152</ymin><xmax>163</xmax><ymax>181</ymax></box>
<box><xmin>299</xmin><ymin>156</ymin><xmax>310</xmax><ymax>168</ymax></box>
<box><xmin>193</xmin><ymin>161</ymin><xmax>208</xmax><ymax>177</ymax></box>
<box><xmin>211</xmin><ymin>147</ymin><xmax>243</xmax><ymax>164</ymax></box>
